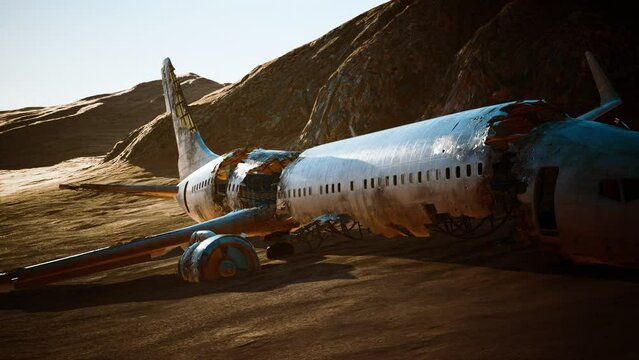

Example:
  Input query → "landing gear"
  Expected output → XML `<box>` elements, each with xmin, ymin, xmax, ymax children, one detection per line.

<box><xmin>290</xmin><ymin>214</ymin><xmax>363</xmax><ymax>251</ymax></box>
<box><xmin>266</xmin><ymin>242</ymin><xmax>295</xmax><ymax>259</ymax></box>
<box><xmin>178</xmin><ymin>231</ymin><xmax>260</xmax><ymax>283</ymax></box>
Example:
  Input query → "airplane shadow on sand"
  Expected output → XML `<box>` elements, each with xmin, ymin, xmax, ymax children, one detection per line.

<box><xmin>3</xmin><ymin>232</ymin><xmax>639</xmax><ymax>312</ymax></box>
<box><xmin>329</xmin><ymin>232</ymin><xmax>639</xmax><ymax>284</ymax></box>
<box><xmin>0</xmin><ymin>253</ymin><xmax>355</xmax><ymax>312</ymax></box>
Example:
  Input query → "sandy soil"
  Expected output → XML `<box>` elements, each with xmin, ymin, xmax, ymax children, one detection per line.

<box><xmin>1</xmin><ymin>161</ymin><xmax>638</xmax><ymax>360</ymax></box>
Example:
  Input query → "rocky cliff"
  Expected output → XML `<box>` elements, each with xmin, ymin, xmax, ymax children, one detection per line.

<box><xmin>110</xmin><ymin>0</ymin><xmax>638</xmax><ymax>177</ymax></box>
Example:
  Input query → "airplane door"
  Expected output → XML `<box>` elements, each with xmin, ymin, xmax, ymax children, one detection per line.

<box><xmin>534</xmin><ymin>167</ymin><xmax>559</xmax><ymax>236</ymax></box>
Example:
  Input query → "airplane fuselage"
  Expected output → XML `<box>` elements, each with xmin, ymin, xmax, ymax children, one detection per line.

<box><xmin>174</xmin><ymin>99</ymin><xmax>639</xmax><ymax>266</ymax></box>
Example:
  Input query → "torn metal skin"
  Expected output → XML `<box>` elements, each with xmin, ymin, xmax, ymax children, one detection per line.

<box><xmin>278</xmin><ymin>101</ymin><xmax>566</xmax><ymax>242</ymax></box>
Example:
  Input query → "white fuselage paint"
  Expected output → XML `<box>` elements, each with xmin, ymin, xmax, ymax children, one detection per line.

<box><xmin>177</xmin><ymin>157</ymin><xmax>223</xmax><ymax>222</ymax></box>
<box><xmin>277</xmin><ymin>103</ymin><xmax>502</xmax><ymax>237</ymax></box>
<box><xmin>172</xmin><ymin>100</ymin><xmax>639</xmax><ymax>264</ymax></box>
<box><xmin>514</xmin><ymin>119</ymin><xmax>639</xmax><ymax>264</ymax></box>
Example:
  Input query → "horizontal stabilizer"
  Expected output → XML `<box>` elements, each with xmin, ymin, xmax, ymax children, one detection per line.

<box><xmin>0</xmin><ymin>207</ymin><xmax>295</xmax><ymax>292</ymax></box>
<box><xmin>59</xmin><ymin>183</ymin><xmax>178</xmax><ymax>199</ymax></box>
<box><xmin>577</xmin><ymin>51</ymin><xmax>622</xmax><ymax>120</ymax></box>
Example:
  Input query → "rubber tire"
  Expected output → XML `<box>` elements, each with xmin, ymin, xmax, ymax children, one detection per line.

<box><xmin>266</xmin><ymin>242</ymin><xmax>295</xmax><ymax>259</ymax></box>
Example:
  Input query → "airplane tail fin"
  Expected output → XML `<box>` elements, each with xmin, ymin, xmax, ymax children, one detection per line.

<box><xmin>576</xmin><ymin>51</ymin><xmax>622</xmax><ymax>120</ymax></box>
<box><xmin>162</xmin><ymin>58</ymin><xmax>217</xmax><ymax>179</ymax></box>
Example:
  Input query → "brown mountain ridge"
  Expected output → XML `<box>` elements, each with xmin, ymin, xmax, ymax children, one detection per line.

<box><xmin>110</xmin><ymin>0</ymin><xmax>639</xmax><ymax>177</ymax></box>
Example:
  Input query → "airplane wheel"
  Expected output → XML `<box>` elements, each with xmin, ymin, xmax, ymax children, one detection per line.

<box><xmin>266</xmin><ymin>242</ymin><xmax>295</xmax><ymax>259</ymax></box>
<box><xmin>179</xmin><ymin>234</ymin><xmax>260</xmax><ymax>283</ymax></box>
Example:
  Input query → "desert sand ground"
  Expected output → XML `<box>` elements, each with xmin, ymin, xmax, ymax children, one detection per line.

<box><xmin>1</xmin><ymin>159</ymin><xmax>638</xmax><ymax>360</ymax></box>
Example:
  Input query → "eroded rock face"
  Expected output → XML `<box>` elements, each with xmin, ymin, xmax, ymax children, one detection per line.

<box><xmin>112</xmin><ymin>0</ymin><xmax>639</xmax><ymax>176</ymax></box>
<box><xmin>0</xmin><ymin>74</ymin><xmax>222</xmax><ymax>169</ymax></box>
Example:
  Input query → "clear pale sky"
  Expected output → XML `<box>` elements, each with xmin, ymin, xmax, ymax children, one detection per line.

<box><xmin>0</xmin><ymin>0</ymin><xmax>387</xmax><ymax>110</ymax></box>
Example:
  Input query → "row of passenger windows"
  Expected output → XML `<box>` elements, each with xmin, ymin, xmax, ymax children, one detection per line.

<box><xmin>280</xmin><ymin>162</ymin><xmax>483</xmax><ymax>199</ymax></box>
<box><xmin>191</xmin><ymin>178</ymin><xmax>212</xmax><ymax>193</ymax></box>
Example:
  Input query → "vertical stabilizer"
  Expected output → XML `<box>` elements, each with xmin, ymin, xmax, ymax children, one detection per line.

<box><xmin>162</xmin><ymin>58</ymin><xmax>217</xmax><ymax>179</ymax></box>
<box><xmin>577</xmin><ymin>51</ymin><xmax>622</xmax><ymax>120</ymax></box>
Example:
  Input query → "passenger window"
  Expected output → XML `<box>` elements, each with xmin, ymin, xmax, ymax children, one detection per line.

<box><xmin>326</xmin><ymin>184</ymin><xmax>329</xmax><ymax>194</ymax></box>
<box><xmin>418</xmin><ymin>171</ymin><xmax>422</xmax><ymax>183</ymax></box>
<box><xmin>478</xmin><ymin>162</ymin><xmax>484</xmax><ymax>176</ymax></box>
<box><xmin>393</xmin><ymin>175</ymin><xmax>398</xmax><ymax>186</ymax></box>
<box><xmin>350</xmin><ymin>181</ymin><xmax>354</xmax><ymax>191</ymax></box>
<box><xmin>288</xmin><ymin>189</ymin><xmax>291</xmax><ymax>198</ymax></box>
<box><xmin>364</xmin><ymin>179</ymin><xmax>367</xmax><ymax>189</ymax></box>
<box><xmin>303</xmin><ymin>188</ymin><xmax>306</xmax><ymax>197</ymax></box>
<box><xmin>331</xmin><ymin>184</ymin><xmax>335</xmax><ymax>193</ymax></box>
<box><xmin>466</xmin><ymin>164</ymin><xmax>472</xmax><ymax>177</ymax></box>
<box><xmin>293</xmin><ymin>189</ymin><xmax>296</xmax><ymax>198</ymax></box>
<box><xmin>309</xmin><ymin>187</ymin><xmax>312</xmax><ymax>196</ymax></box>
<box><xmin>426</xmin><ymin>170</ymin><xmax>430</xmax><ymax>182</ymax></box>
<box><xmin>435</xmin><ymin>169</ymin><xmax>440</xmax><ymax>181</ymax></box>
<box><xmin>401</xmin><ymin>174</ymin><xmax>405</xmax><ymax>184</ymax></box>
<box><xmin>446</xmin><ymin>168</ymin><xmax>451</xmax><ymax>180</ymax></box>
<box><xmin>338</xmin><ymin>183</ymin><xmax>341</xmax><ymax>192</ymax></box>
<box><xmin>385</xmin><ymin>176</ymin><xmax>390</xmax><ymax>186</ymax></box>
<box><xmin>409</xmin><ymin>173</ymin><xmax>413</xmax><ymax>183</ymax></box>
<box><xmin>456</xmin><ymin>166</ymin><xmax>461</xmax><ymax>178</ymax></box>
<box><xmin>371</xmin><ymin>178</ymin><xmax>375</xmax><ymax>188</ymax></box>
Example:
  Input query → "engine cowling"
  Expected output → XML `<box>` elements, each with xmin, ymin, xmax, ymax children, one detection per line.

<box><xmin>178</xmin><ymin>230</ymin><xmax>260</xmax><ymax>283</ymax></box>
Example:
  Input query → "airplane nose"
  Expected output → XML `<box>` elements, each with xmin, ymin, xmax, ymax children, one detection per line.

<box><xmin>548</xmin><ymin>122</ymin><xmax>639</xmax><ymax>266</ymax></box>
<box><xmin>515</xmin><ymin>118</ymin><xmax>639</xmax><ymax>266</ymax></box>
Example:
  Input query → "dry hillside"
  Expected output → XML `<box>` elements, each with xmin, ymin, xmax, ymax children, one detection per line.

<box><xmin>1</xmin><ymin>1</ymin><xmax>639</xmax><ymax>359</ymax></box>
<box><xmin>108</xmin><ymin>0</ymin><xmax>638</xmax><ymax>177</ymax></box>
<box><xmin>0</xmin><ymin>74</ymin><xmax>222</xmax><ymax>169</ymax></box>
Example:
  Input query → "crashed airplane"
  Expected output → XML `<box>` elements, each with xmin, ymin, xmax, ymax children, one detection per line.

<box><xmin>1</xmin><ymin>52</ymin><xmax>638</xmax><ymax>291</ymax></box>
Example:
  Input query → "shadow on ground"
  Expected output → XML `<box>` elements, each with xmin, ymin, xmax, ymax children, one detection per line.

<box><xmin>3</xmin><ymin>232</ymin><xmax>639</xmax><ymax>313</ymax></box>
<box><xmin>0</xmin><ymin>254</ymin><xmax>354</xmax><ymax>312</ymax></box>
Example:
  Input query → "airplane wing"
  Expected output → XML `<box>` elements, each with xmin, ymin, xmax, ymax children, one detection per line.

<box><xmin>0</xmin><ymin>206</ymin><xmax>296</xmax><ymax>292</ymax></box>
<box><xmin>59</xmin><ymin>183</ymin><xmax>178</xmax><ymax>198</ymax></box>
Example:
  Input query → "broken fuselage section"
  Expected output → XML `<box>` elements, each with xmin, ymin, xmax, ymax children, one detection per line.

<box><xmin>176</xmin><ymin>147</ymin><xmax>300</xmax><ymax>231</ymax></box>
<box><xmin>277</xmin><ymin>100</ymin><xmax>639</xmax><ymax>266</ymax></box>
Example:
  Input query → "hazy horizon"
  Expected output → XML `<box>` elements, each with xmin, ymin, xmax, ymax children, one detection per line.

<box><xmin>0</xmin><ymin>0</ymin><xmax>387</xmax><ymax>110</ymax></box>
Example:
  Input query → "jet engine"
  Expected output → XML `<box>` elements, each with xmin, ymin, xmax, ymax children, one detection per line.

<box><xmin>178</xmin><ymin>230</ymin><xmax>260</xmax><ymax>282</ymax></box>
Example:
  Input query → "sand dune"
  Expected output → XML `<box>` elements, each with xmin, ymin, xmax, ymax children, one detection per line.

<box><xmin>0</xmin><ymin>74</ymin><xmax>222</xmax><ymax>170</ymax></box>
<box><xmin>1</xmin><ymin>0</ymin><xmax>639</xmax><ymax>358</ymax></box>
